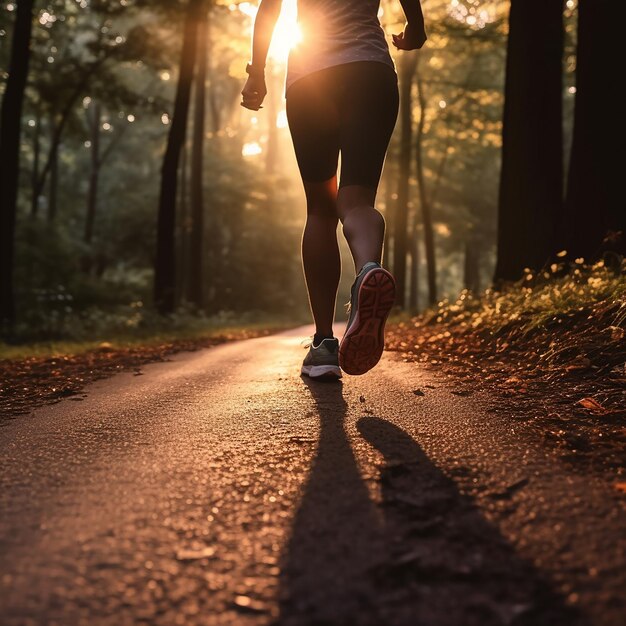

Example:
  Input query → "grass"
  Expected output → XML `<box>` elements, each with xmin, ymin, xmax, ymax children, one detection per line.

<box><xmin>387</xmin><ymin>258</ymin><xmax>626</xmax><ymax>381</ymax></box>
<box><xmin>425</xmin><ymin>259</ymin><xmax>626</xmax><ymax>338</ymax></box>
<box><xmin>0</xmin><ymin>313</ymin><xmax>300</xmax><ymax>361</ymax></box>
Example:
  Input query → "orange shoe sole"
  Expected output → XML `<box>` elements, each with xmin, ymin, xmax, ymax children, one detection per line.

<box><xmin>339</xmin><ymin>268</ymin><xmax>396</xmax><ymax>375</ymax></box>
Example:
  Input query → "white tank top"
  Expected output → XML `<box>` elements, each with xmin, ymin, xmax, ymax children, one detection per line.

<box><xmin>286</xmin><ymin>0</ymin><xmax>394</xmax><ymax>90</ymax></box>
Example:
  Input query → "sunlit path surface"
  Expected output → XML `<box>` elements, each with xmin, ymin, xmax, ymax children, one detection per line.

<box><xmin>0</xmin><ymin>328</ymin><xmax>623</xmax><ymax>625</ymax></box>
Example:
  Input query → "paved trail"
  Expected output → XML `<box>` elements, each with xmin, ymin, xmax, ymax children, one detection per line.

<box><xmin>1</xmin><ymin>327</ymin><xmax>624</xmax><ymax>626</ymax></box>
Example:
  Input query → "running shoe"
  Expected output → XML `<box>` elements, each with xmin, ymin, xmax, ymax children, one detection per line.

<box><xmin>301</xmin><ymin>337</ymin><xmax>342</xmax><ymax>380</ymax></box>
<box><xmin>339</xmin><ymin>261</ymin><xmax>396</xmax><ymax>375</ymax></box>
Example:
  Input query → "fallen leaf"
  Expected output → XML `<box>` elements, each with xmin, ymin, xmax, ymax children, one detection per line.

<box><xmin>413</xmin><ymin>389</ymin><xmax>425</xmax><ymax>396</ymax></box>
<box><xmin>577</xmin><ymin>397</ymin><xmax>606</xmax><ymax>413</ymax></box>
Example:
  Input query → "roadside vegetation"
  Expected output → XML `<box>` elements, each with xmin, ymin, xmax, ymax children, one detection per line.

<box><xmin>387</xmin><ymin>259</ymin><xmax>626</xmax><ymax>474</ymax></box>
<box><xmin>0</xmin><ymin>308</ymin><xmax>299</xmax><ymax>360</ymax></box>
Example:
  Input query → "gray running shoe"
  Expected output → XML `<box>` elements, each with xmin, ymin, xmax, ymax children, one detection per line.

<box><xmin>301</xmin><ymin>338</ymin><xmax>342</xmax><ymax>380</ymax></box>
<box><xmin>339</xmin><ymin>261</ymin><xmax>396</xmax><ymax>375</ymax></box>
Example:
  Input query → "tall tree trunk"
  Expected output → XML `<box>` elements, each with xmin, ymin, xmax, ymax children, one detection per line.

<box><xmin>206</xmin><ymin>16</ymin><xmax>221</xmax><ymax>146</ymax></box>
<box><xmin>494</xmin><ymin>0</ymin><xmax>564</xmax><ymax>282</ymax></box>
<box><xmin>408</xmin><ymin>217</ymin><xmax>419</xmax><ymax>312</ymax></box>
<box><xmin>208</xmin><ymin>85</ymin><xmax>221</xmax><ymax>139</ymax></box>
<box><xmin>188</xmin><ymin>6</ymin><xmax>208</xmax><ymax>309</ymax></box>
<box><xmin>464</xmin><ymin>236</ymin><xmax>480</xmax><ymax>293</ymax></box>
<box><xmin>176</xmin><ymin>141</ymin><xmax>190</xmax><ymax>305</ymax></box>
<box><xmin>48</xmin><ymin>135</ymin><xmax>59</xmax><ymax>223</ymax></box>
<box><xmin>30</xmin><ymin>104</ymin><xmax>42</xmax><ymax>217</ymax></box>
<box><xmin>0</xmin><ymin>0</ymin><xmax>35</xmax><ymax>327</ymax></box>
<box><xmin>84</xmin><ymin>101</ymin><xmax>101</xmax><ymax>244</ymax></box>
<box><xmin>562</xmin><ymin>0</ymin><xmax>625</xmax><ymax>258</ymax></box>
<box><xmin>415</xmin><ymin>65</ymin><xmax>437</xmax><ymax>306</ymax></box>
<box><xmin>393</xmin><ymin>53</ymin><xmax>417</xmax><ymax>309</ymax></box>
<box><xmin>154</xmin><ymin>0</ymin><xmax>202</xmax><ymax>314</ymax></box>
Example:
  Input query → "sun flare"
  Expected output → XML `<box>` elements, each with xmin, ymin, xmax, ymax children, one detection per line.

<box><xmin>236</xmin><ymin>0</ymin><xmax>301</xmax><ymax>63</ymax></box>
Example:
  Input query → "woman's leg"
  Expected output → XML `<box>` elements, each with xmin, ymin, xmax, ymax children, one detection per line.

<box><xmin>302</xmin><ymin>177</ymin><xmax>341</xmax><ymax>339</ymax></box>
<box><xmin>330</xmin><ymin>63</ymin><xmax>399</xmax><ymax>374</ymax></box>
<box><xmin>286</xmin><ymin>70</ymin><xmax>342</xmax><ymax>340</ymax></box>
<box><xmin>336</xmin><ymin>62</ymin><xmax>399</xmax><ymax>273</ymax></box>
<box><xmin>337</xmin><ymin>185</ymin><xmax>386</xmax><ymax>273</ymax></box>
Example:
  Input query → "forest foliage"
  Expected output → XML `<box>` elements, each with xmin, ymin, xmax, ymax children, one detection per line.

<box><xmin>0</xmin><ymin>0</ymin><xmax>623</xmax><ymax>341</ymax></box>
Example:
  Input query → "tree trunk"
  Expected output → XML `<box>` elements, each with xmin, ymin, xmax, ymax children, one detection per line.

<box><xmin>188</xmin><ymin>6</ymin><xmax>208</xmax><ymax>309</ymax></box>
<box><xmin>415</xmin><ymin>65</ymin><xmax>437</xmax><ymax>306</ymax></box>
<box><xmin>206</xmin><ymin>16</ymin><xmax>221</xmax><ymax>144</ymax></box>
<box><xmin>0</xmin><ymin>0</ymin><xmax>35</xmax><ymax>327</ymax></box>
<box><xmin>84</xmin><ymin>101</ymin><xmax>101</xmax><ymax>244</ymax></box>
<box><xmin>177</xmin><ymin>141</ymin><xmax>190</xmax><ymax>305</ymax></box>
<box><xmin>408</xmin><ymin>218</ymin><xmax>419</xmax><ymax>312</ymax></box>
<box><xmin>464</xmin><ymin>237</ymin><xmax>480</xmax><ymax>293</ymax></box>
<box><xmin>494</xmin><ymin>0</ymin><xmax>564</xmax><ymax>282</ymax></box>
<box><xmin>154</xmin><ymin>0</ymin><xmax>202</xmax><ymax>314</ymax></box>
<box><xmin>48</xmin><ymin>134</ymin><xmax>59</xmax><ymax>223</ymax></box>
<box><xmin>562</xmin><ymin>0</ymin><xmax>625</xmax><ymax>259</ymax></box>
<box><xmin>208</xmin><ymin>85</ymin><xmax>221</xmax><ymax>139</ymax></box>
<box><xmin>32</xmin><ymin>58</ymin><xmax>108</xmax><ymax>210</ymax></box>
<box><xmin>30</xmin><ymin>104</ymin><xmax>42</xmax><ymax>217</ymax></box>
<box><xmin>392</xmin><ymin>53</ymin><xmax>417</xmax><ymax>309</ymax></box>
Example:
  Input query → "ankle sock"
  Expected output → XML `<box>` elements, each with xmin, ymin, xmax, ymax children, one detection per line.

<box><xmin>313</xmin><ymin>333</ymin><xmax>334</xmax><ymax>346</ymax></box>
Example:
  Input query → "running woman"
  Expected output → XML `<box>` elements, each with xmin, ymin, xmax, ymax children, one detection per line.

<box><xmin>241</xmin><ymin>0</ymin><xmax>427</xmax><ymax>379</ymax></box>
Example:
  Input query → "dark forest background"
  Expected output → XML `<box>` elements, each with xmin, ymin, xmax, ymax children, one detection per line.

<box><xmin>0</xmin><ymin>0</ymin><xmax>624</xmax><ymax>341</ymax></box>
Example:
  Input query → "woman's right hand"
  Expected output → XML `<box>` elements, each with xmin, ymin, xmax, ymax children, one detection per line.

<box><xmin>392</xmin><ymin>21</ymin><xmax>427</xmax><ymax>50</ymax></box>
<box><xmin>241</xmin><ymin>73</ymin><xmax>267</xmax><ymax>111</ymax></box>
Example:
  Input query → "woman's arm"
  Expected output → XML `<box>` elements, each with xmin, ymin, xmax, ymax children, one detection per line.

<box><xmin>241</xmin><ymin>0</ymin><xmax>283</xmax><ymax>111</ymax></box>
<box><xmin>393</xmin><ymin>0</ymin><xmax>427</xmax><ymax>50</ymax></box>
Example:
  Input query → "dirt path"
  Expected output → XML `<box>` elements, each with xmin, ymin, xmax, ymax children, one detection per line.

<box><xmin>0</xmin><ymin>327</ymin><xmax>623</xmax><ymax>625</ymax></box>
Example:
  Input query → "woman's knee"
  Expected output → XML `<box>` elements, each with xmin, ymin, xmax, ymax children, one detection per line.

<box><xmin>304</xmin><ymin>178</ymin><xmax>338</xmax><ymax>218</ymax></box>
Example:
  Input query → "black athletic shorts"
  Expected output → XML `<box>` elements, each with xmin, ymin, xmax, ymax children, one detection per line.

<box><xmin>286</xmin><ymin>61</ymin><xmax>399</xmax><ymax>190</ymax></box>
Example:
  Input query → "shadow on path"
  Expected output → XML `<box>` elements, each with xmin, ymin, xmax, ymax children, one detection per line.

<box><xmin>277</xmin><ymin>378</ymin><xmax>585</xmax><ymax>626</ymax></box>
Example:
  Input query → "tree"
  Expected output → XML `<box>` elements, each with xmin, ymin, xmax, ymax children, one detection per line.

<box><xmin>414</xmin><ymin>60</ymin><xmax>437</xmax><ymax>306</ymax></box>
<box><xmin>562</xmin><ymin>0</ymin><xmax>625</xmax><ymax>259</ymax></box>
<box><xmin>392</xmin><ymin>53</ymin><xmax>417</xmax><ymax>308</ymax></box>
<box><xmin>154</xmin><ymin>0</ymin><xmax>203</xmax><ymax>314</ymax></box>
<box><xmin>84</xmin><ymin>100</ymin><xmax>102</xmax><ymax>244</ymax></box>
<box><xmin>188</xmin><ymin>3</ymin><xmax>209</xmax><ymax>309</ymax></box>
<box><xmin>30</xmin><ymin>103</ymin><xmax>42</xmax><ymax>216</ymax></box>
<box><xmin>494</xmin><ymin>0</ymin><xmax>564</xmax><ymax>283</ymax></box>
<box><xmin>0</xmin><ymin>0</ymin><xmax>36</xmax><ymax>327</ymax></box>
<box><xmin>86</xmin><ymin>103</ymin><xmax>133</xmax><ymax>246</ymax></box>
